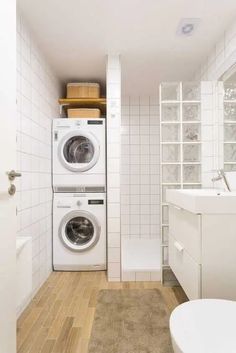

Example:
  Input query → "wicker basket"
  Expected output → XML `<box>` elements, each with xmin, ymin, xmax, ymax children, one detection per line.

<box><xmin>67</xmin><ymin>83</ymin><xmax>100</xmax><ymax>99</ymax></box>
<box><xmin>67</xmin><ymin>108</ymin><xmax>101</xmax><ymax>119</ymax></box>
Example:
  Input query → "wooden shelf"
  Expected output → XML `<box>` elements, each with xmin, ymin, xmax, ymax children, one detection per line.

<box><xmin>58</xmin><ymin>98</ymin><xmax>106</xmax><ymax>115</ymax></box>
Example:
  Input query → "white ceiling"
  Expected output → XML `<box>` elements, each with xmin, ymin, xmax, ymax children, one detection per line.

<box><xmin>18</xmin><ymin>0</ymin><xmax>236</xmax><ymax>95</ymax></box>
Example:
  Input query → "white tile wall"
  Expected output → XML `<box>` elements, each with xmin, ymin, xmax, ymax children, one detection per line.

<box><xmin>194</xmin><ymin>20</ymin><xmax>236</xmax><ymax>81</ymax></box>
<box><xmin>201</xmin><ymin>81</ymin><xmax>224</xmax><ymax>187</ymax></box>
<box><xmin>16</xmin><ymin>12</ymin><xmax>61</xmax><ymax>306</ymax></box>
<box><xmin>121</xmin><ymin>96</ymin><xmax>160</xmax><ymax>240</ymax></box>
<box><xmin>106</xmin><ymin>55</ymin><xmax>121</xmax><ymax>281</ymax></box>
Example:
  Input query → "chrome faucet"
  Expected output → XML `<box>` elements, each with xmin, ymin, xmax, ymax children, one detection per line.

<box><xmin>211</xmin><ymin>169</ymin><xmax>231</xmax><ymax>192</ymax></box>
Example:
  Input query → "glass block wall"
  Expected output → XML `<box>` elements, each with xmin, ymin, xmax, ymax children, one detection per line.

<box><xmin>160</xmin><ymin>82</ymin><xmax>202</xmax><ymax>282</ymax></box>
<box><xmin>224</xmin><ymin>83</ymin><xmax>236</xmax><ymax>172</ymax></box>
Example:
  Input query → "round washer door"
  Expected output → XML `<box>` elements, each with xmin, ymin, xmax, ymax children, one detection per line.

<box><xmin>58</xmin><ymin>130</ymin><xmax>100</xmax><ymax>172</ymax></box>
<box><xmin>59</xmin><ymin>210</ymin><xmax>101</xmax><ymax>252</ymax></box>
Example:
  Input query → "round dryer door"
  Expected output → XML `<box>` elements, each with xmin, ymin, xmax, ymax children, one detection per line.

<box><xmin>59</xmin><ymin>131</ymin><xmax>100</xmax><ymax>172</ymax></box>
<box><xmin>59</xmin><ymin>211</ymin><xmax>101</xmax><ymax>251</ymax></box>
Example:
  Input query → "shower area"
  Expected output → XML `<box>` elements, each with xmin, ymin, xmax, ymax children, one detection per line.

<box><xmin>120</xmin><ymin>96</ymin><xmax>161</xmax><ymax>281</ymax></box>
<box><xmin>120</xmin><ymin>81</ymin><xmax>229</xmax><ymax>282</ymax></box>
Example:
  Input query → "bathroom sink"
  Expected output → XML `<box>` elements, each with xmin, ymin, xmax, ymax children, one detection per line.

<box><xmin>166</xmin><ymin>189</ymin><xmax>236</xmax><ymax>214</ymax></box>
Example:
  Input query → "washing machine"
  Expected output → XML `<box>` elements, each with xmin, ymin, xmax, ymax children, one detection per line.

<box><xmin>53</xmin><ymin>193</ymin><xmax>106</xmax><ymax>271</ymax></box>
<box><xmin>52</xmin><ymin>118</ymin><xmax>106</xmax><ymax>192</ymax></box>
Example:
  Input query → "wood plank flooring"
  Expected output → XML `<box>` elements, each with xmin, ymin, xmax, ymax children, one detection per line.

<box><xmin>17</xmin><ymin>271</ymin><xmax>187</xmax><ymax>353</ymax></box>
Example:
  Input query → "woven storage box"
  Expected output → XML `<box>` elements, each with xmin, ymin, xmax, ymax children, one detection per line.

<box><xmin>67</xmin><ymin>83</ymin><xmax>100</xmax><ymax>99</ymax></box>
<box><xmin>67</xmin><ymin>108</ymin><xmax>101</xmax><ymax>119</ymax></box>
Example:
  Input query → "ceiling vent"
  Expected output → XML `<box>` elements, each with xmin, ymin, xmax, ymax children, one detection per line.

<box><xmin>177</xmin><ymin>18</ymin><xmax>201</xmax><ymax>36</ymax></box>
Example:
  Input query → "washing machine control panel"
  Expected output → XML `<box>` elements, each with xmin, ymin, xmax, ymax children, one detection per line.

<box><xmin>88</xmin><ymin>200</ymin><xmax>104</xmax><ymax>204</ymax></box>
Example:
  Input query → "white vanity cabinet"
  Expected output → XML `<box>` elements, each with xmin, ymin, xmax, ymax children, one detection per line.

<box><xmin>167</xmin><ymin>189</ymin><xmax>236</xmax><ymax>301</ymax></box>
<box><xmin>169</xmin><ymin>206</ymin><xmax>201</xmax><ymax>300</ymax></box>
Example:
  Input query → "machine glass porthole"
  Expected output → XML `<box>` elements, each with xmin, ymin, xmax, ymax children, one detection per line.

<box><xmin>63</xmin><ymin>136</ymin><xmax>95</xmax><ymax>164</ymax></box>
<box><xmin>60</xmin><ymin>211</ymin><xmax>101</xmax><ymax>252</ymax></box>
<box><xmin>65</xmin><ymin>216</ymin><xmax>94</xmax><ymax>246</ymax></box>
<box><xmin>59</xmin><ymin>131</ymin><xmax>100</xmax><ymax>172</ymax></box>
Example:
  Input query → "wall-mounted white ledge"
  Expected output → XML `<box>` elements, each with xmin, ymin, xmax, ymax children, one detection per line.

<box><xmin>166</xmin><ymin>189</ymin><xmax>236</xmax><ymax>214</ymax></box>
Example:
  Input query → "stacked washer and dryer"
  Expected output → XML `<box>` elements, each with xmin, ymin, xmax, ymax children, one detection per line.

<box><xmin>52</xmin><ymin>118</ymin><xmax>107</xmax><ymax>271</ymax></box>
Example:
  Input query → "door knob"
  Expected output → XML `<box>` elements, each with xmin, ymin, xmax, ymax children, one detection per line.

<box><xmin>8</xmin><ymin>184</ymin><xmax>16</xmax><ymax>196</ymax></box>
<box><xmin>7</xmin><ymin>170</ymin><xmax>22</xmax><ymax>181</ymax></box>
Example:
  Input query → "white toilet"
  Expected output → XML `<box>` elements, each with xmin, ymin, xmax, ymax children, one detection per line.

<box><xmin>170</xmin><ymin>299</ymin><xmax>236</xmax><ymax>353</ymax></box>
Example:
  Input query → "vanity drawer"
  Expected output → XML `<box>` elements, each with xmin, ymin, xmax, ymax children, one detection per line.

<box><xmin>169</xmin><ymin>205</ymin><xmax>201</xmax><ymax>263</ymax></box>
<box><xmin>169</xmin><ymin>234</ymin><xmax>201</xmax><ymax>300</ymax></box>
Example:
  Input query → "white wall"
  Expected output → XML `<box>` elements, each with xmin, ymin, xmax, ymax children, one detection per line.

<box><xmin>194</xmin><ymin>20</ymin><xmax>236</xmax><ymax>81</ymax></box>
<box><xmin>121</xmin><ymin>96</ymin><xmax>160</xmax><ymax>240</ymax></box>
<box><xmin>16</xmin><ymin>12</ymin><xmax>61</xmax><ymax>304</ymax></box>
<box><xmin>120</xmin><ymin>96</ymin><xmax>160</xmax><ymax>281</ymax></box>
<box><xmin>106</xmin><ymin>62</ymin><xmax>160</xmax><ymax>282</ymax></box>
<box><xmin>201</xmin><ymin>82</ymin><xmax>224</xmax><ymax>187</ymax></box>
<box><xmin>106</xmin><ymin>55</ymin><xmax>121</xmax><ymax>281</ymax></box>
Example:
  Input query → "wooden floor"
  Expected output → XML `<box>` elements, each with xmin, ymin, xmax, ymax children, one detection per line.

<box><xmin>17</xmin><ymin>271</ymin><xmax>187</xmax><ymax>353</ymax></box>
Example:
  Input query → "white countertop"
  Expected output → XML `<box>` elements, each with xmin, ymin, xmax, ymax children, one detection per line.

<box><xmin>166</xmin><ymin>189</ymin><xmax>236</xmax><ymax>214</ymax></box>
